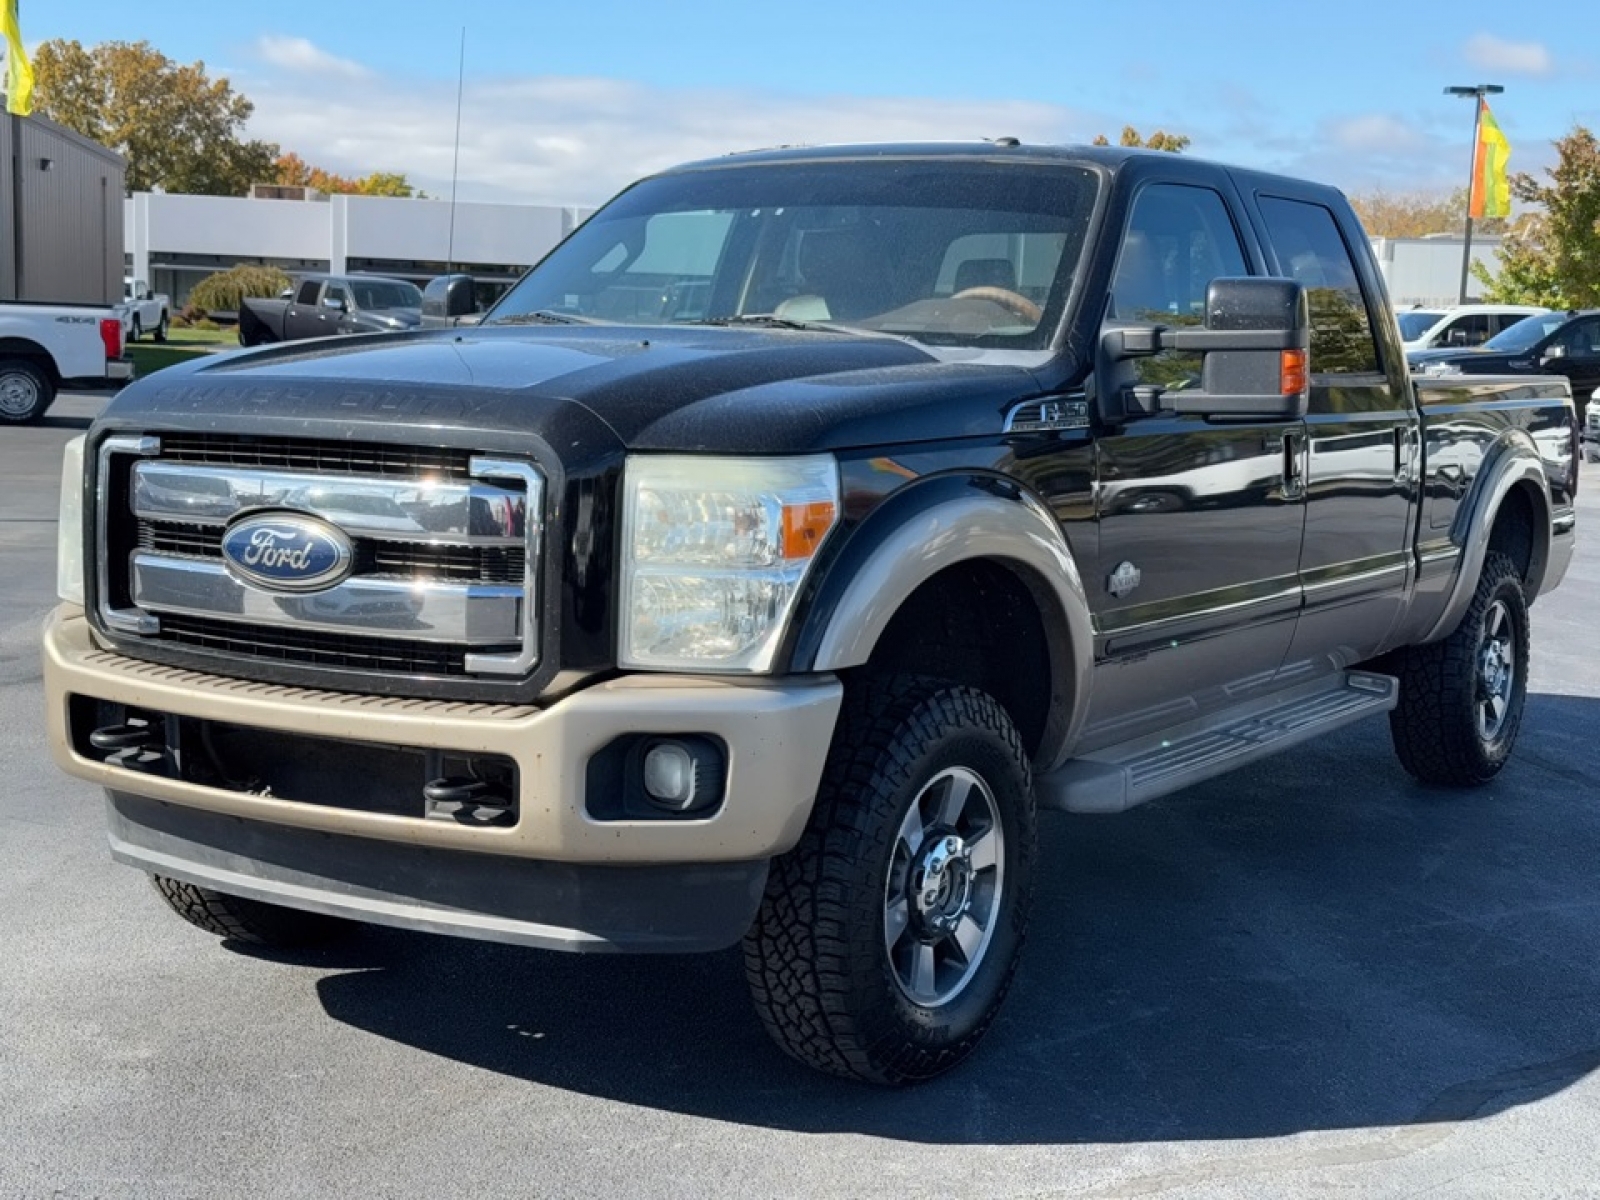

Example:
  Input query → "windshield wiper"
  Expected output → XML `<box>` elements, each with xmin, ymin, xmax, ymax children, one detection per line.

<box><xmin>695</xmin><ymin>314</ymin><xmax>870</xmax><ymax>334</ymax></box>
<box><xmin>483</xmin><ymin>310</ymin><xmax>600</xmax><ymax>326</ymax></box>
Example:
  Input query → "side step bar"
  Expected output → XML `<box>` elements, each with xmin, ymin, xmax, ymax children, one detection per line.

<box><xmin>1037</xmin><ymin>670</ymin><xmax>1398</xmax><ymax>814</ymax></box>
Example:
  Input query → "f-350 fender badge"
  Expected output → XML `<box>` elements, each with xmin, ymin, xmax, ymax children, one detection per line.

<box><xmin>1107</xmin><ymin>561</ymin><xmax>1142</xmax><ymax>598</ymax></box>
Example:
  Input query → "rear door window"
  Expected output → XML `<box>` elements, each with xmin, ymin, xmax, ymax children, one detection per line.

<box><xmin>1256</xmin><ymin>196</ymin><xmax>1381</xmax><ymax>376</ymax></box>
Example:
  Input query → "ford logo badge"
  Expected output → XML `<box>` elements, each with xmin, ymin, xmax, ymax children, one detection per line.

<box><xmin>220</xmin><ymin>512</ymin><xmax>354</xmax><ymax>593</ymax></box>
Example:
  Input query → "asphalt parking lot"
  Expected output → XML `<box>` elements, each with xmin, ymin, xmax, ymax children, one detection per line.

<box><xmin>3</xmin><ymin>391</ymin><xmax>1598</xmax><ymax>1199</ymax></box>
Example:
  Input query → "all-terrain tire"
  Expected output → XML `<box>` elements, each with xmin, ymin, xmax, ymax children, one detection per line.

<box><xmin>0</xmin><ymin>359</ymin><xmax>55</xmax><ymax>424</ymax></box>
<box><xmin>151</xmin><ymin>875</ymin><xmax>353</xmax><ymax>948</ymax></box>
<box><xmin>743</xmin><ymin>676</ymin><xmax>1036</xmax><ymax>1085</ymax></box>
<box><xmin>1388</xmin><ymin>551</ymin><xmax>1529</xmax><ymax>785</ymax></box>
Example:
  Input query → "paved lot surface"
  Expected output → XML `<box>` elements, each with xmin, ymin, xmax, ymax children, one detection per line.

<box><xmin>3</xmin><ymin>392</ymin><xmax>1599</xmax><ymax>1199</ymax></box>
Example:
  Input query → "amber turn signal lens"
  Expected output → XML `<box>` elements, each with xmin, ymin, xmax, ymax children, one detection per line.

<box><xmin>782</xmin><ymin>501</ymin><xmax>837</xmax><ymax>559</ymax></box>
<box><xmin>1280</xmin><ymin>349</ymin><xmax>1308</xmax><ymax>396</ymax></box>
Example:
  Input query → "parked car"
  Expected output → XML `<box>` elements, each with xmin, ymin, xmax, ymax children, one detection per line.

<box><xmin>116</xmin><ymin>278</ymin><xmax>171</xmax><ymax>343</ymax></box>
<box><xmin>46</xmin><ymin>142</ymin><xmax>1577</xmax><ymax>1084</ymax></box>
<box><xmin>0</xmin><ymin>300</ymin><xmax>132</xmax><ymax>423</ymax></box>
<box><xmin>237</xmin><ymin>274</ymin><xmax>424</xmax><ymax>346</ymax></box>
<box><xmin>1395</xmin><ymin>303</ymin><xmax>1547</xmax><ymax>353</ymax></box>
<box><xmin>1412</xmin><ymin>309</ymin><xmax>1600</xmax><ymax>424</ymax></box>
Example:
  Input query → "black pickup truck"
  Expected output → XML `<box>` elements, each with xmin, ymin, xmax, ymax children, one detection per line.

<box><xmin>237</xmin><ymin>273</ymin><xmax>424</xmax><ymax>346</ymax></box>
<box><xmin>46</xmin><ymin>143</ymin><xmax>1577</xmax><ymax>1085</ymax></box>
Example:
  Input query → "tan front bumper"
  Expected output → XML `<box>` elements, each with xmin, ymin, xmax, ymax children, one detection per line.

<box><xmin>43</xmin><ymin>609</ymin><xmax>842</xmax><ymax>865</ymax></box>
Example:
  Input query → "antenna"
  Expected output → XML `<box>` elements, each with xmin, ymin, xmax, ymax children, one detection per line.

<box><xmin>445</xmin><ymin>27</ymin><xmax>466</xmax><ymax>274</ymax></box>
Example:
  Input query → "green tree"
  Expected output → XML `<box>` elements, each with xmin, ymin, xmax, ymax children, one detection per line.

<box><xmin>30</xmin><ymin>39</ymin><xmax>277</xmax><ymax>195</ymax></box>
<box><xmin>1474</xmin><ymin>125</ymin><xmax>1600</xmax><ymax>308</ymax></box>
<box><xmin>188</xmin><ymin>265</ymin><xmax>292</xmax><ymax>316</ymax></box>
<box><xmin>1092</xmin><ymin>125</ymin><xmax>1190</xmax><ymax>153</ymax></box>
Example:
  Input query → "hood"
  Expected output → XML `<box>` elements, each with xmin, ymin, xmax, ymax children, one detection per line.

<box><xmin>103</xmin><ymin>324</ymin><xmax>1050</xmax><ymax>458</ymax></box>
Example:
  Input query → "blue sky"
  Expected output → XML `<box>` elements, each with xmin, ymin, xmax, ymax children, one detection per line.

<box><xmin>20</xmin><ymin>1</ymin><xmax>1598</xmax><ymax>207</ymax></box>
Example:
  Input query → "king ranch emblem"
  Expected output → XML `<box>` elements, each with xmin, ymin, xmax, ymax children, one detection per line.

<box><xmin>220</xmin><ymin>513</ymin><xmax>354</xmax><ymax>593</ymax></box>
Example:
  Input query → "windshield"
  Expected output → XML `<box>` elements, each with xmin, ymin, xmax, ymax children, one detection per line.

<box><xmin>1484</xmin><ymin>312</ymin><xmax>1567</xmax><ymax>353</ymax></box>
<box><xmin>352</xmin><ymin>281</ymin><xmax>423</xmax><ymax>310</ymax></box>
<box><xmin>1396</xmin><ymin>311</ymin><xmax>1443</xmax><ymax>340</ymax></box>
<box><xmin>487</xmin><ymin>159</ymin><xmax>1100</xmax><ymax>349</ymax></box>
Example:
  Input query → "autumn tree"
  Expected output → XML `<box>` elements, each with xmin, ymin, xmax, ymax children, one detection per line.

<box><xmin>272</xmin><ymin>152</ymin><xmax>418</xmax><ymax>198</ymax></box>
<box><xmin>30</xmin><ymin>40</ymin><xmax>277</xmax><ymax>195</ymax></box>
<box><xmin>1474</xmin><ymin>125</ymin><xmax>1600</xmax><ymax>309</ymax></box>
<box><xmin>1348</xmin><ymin>187</ymin><xmax>1507</xmax><ymax>238</ymax></box>
<box><xmin>1093</xmin><ymin>126</ymin><xmax>1190</xmax><ymax>153</ymax></box>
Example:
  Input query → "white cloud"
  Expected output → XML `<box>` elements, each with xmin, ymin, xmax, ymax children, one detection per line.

<box><xmin>1325</xmin><ymin>114</ymin><xmax>1431</xmax><ymax>156</ymax></box>
<box><xmin>1463</xmin><ymin>34</ymin><xmax>1553</xmax><ymax>77</ymax></box>
<box><xmin>242</xmin><ymin>69</ymin><xmax>1085</xmax><ymax>206</ymax></box>
<box><xmin>254</xmin><ymin>36</ymin><xmax>370</xmax><ymax>81</ymax></box>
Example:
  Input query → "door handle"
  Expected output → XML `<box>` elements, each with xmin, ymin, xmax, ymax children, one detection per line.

<box><xmin>1282</xmin><ymin>432</ymin><xmax>1305</xmax><ymax>498</ymax></box>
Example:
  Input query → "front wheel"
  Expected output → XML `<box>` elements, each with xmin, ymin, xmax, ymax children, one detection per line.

<box><xmin>743</xmin><ymin>677</ymin><xmax>1036</xmax><ymax>1084</ymax></box>
<box><xmin>1388</xmin><ymin>551</ymin><xmax>1529</xmax><ymax>785</ymax></box>
<box><xmin>151</xmin><ymin>875</ymin><xmax>353</xmax><ymax>948</ymax></box>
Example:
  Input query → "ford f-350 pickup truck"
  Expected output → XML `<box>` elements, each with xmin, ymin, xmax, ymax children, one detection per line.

<box><xmin>44</xmin><ymin>143</ymin><xmax>1577</xmax><ymax>1084</ymax></box>
<box><xmin>1</xmin><ymin>301</ymin><xmax>131</xmax><ymax>423</ymax></box>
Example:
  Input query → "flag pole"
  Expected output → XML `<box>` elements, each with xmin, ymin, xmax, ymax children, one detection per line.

<box><xmin>1446</xmin><ymin>83</ymin><xmax>1503</xmax><ymax>305</ymax></box>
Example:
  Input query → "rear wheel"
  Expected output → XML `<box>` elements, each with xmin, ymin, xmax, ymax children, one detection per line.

<box><xmin>0</xmin><ymin>360</ymin><xmax>54</xmax><ymax>424</ymax></box>
<box><xmin>1389</xmin><ymin>551</ymin><xmax>1529</xmax><ymax>785</ymax></box>
<box><xmin>151</xmin><ymin>875</ymin><xmax>353</xmax><ymax>948</ymax></box>
<box><xmin>743</xmin><ymin>677</ymin><xmax>1036</xmax><ymax>1084</ymax></box>
<box><xmin>154</xmin><ymin>312</ymin><xmax>169</xmax><ymax>342</ymax></box>
<box><xmin>130</xmin><ymin>316</ymin><xmax>142</xmax><ymax>342</ymax></box>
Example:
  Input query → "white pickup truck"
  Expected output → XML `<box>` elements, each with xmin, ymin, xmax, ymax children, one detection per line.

<box><xmin>0</xmin><ymin>302</ymin><xmax>133</xmax><ymax>423</ymax></box>
<box><xmin>117</xmin><ymin>278</ymin><xmax>171</xmax><ymax>343</ymax></box>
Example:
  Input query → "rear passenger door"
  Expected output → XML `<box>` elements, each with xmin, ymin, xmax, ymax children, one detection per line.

<box><xmin>1253</xmin><ymin>193</ymin><xmax>1421</xmax><ymax>676</ymax></box>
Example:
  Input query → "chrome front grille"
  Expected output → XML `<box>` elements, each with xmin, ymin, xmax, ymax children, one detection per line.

<box><xmin>97</xmin><ymin>435</ymin><xmax>543</xmax><ymax>686</ymax></box>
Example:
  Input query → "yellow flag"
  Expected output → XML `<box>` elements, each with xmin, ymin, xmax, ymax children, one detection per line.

<box><xmin>1470</xmin><ymin>98</ymin><xmax>1511</xmax><ymax>220</ymax></box>
<box><xmin>2</xmin><ymin>0</ymin><xmax>34</xmax><ymax>116</ymax></box>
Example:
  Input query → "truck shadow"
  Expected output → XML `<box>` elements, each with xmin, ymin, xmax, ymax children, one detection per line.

<box><xmin>311</xmin><ymin>692</ymin><xmax>1600</xmax><ymax>1145</ymax></box>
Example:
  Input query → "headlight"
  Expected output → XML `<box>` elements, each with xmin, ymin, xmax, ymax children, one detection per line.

<box><xmin>1421</xmin><ymin>361</ymin><xmax>1462</xmax><ymax>376</ymax></box>
<box><xmin>57</xmin><ymin>435</ymin><xmax>87</xmax><ymax>606</ymax></box>
<box><xmin>620</xmin><ymin>455</ymin><xmax>840</xmax><ymax>672</ymax></box>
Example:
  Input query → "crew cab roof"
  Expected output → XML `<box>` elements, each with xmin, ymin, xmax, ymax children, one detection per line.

<box><xmin>658</xmin><ymin>140</ymin><xmax>1350</xmax><ymax>208</ymax></box>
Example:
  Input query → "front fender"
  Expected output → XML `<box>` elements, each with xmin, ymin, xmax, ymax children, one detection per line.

<box><xmin>787</xmin><ymin>473</ymin><xmax>1094</xmax><ymax>771</ymax></box>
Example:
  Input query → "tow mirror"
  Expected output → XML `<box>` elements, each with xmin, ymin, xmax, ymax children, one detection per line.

<box><xmin>422</xmin><ymin>274</ymin><xmax>478</xmax><ymax>326</ymax></box>
<box><xmin>1098</xmin><ymin>277</ymin><xmax>1310</xmax><ymax>421</ymax></box>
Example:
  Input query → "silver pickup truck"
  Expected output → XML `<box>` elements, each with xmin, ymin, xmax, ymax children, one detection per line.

<box><xmin>44</xmin><ymin>143</ymin><xmax>1577</xmax><ymax>1084</ymax></box>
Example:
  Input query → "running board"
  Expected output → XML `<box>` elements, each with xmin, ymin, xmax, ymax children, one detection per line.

<box><xmin>1037</xmin><ymin>670</ymin><xmax>1398</xmax><ymax>814</ymax></box>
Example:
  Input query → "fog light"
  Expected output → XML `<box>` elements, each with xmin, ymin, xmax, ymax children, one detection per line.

<box><xmin>640</xmin><ymin>737</ymin><xmax>722</xmax><ymax>813</ymax></box>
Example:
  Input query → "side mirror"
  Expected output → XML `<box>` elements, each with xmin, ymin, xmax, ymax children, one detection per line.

<box><xmin>322</xmin><ymin>296</ymin><xmax>347</xmax><ymax>313</ymax></box>
<box><xmin>1447</xmin><ymin>327</ymin><xmax>1470</xmax><ymax>346</ymax></box>
<box><xmin>421</xmin><ymin>273</ymin><xmax>478</xmax><ymax>325</ymax></box>
<box><xmin>1098</xmin><ymin>277</ymin><xmax>1310</xmax><ymax>421</ymax></box>
<box><xmin>144</xmin><ymin>289</ymin><xmax>155</xmax><ymax>301</ymax></box>
<box><xmin>1542</xmin><ymin>344</ymin><xmax>1567</xmax><ymax>362</ymax></box>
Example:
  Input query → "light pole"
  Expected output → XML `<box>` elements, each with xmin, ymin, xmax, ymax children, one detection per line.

<box><xmin>1445</xmin><ymin>83</ymin><xmax>1503</xmax><ymax>304</ymax></box>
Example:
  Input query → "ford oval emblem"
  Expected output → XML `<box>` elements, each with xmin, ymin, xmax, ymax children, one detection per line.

<box><xmin>220</xmin><ymin>512</ymin><xmax>354</xmax><ymax>593</ymax></box>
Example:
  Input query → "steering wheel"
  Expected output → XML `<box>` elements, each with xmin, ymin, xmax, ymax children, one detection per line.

<box><xmin>950</xmin><ymin>286</ymin><xmax>1043</xmax><ymax>323</ymax></box>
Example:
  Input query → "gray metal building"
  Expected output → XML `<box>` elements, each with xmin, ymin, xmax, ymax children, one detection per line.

<box><xmin>2</xmin><ymin>112</ymin><xmax>125</xmax><ymax>305</ymax></box>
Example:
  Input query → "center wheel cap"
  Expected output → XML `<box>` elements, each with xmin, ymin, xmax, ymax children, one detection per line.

<box><xmin>913</xmin><ymin>835</ymin><xmax>973</xmax><ymax>934</ymax></box>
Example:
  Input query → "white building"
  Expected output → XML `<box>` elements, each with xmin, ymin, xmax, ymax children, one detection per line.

<box><xmin>1370</xmin><ymin>235</ymin><xmax>1505</xmax><ymax>308</ymax></box>
<box><xmin>125</xmin><ymin>191</ymin><xmax>591</xmax><ymax>308</ymax></box>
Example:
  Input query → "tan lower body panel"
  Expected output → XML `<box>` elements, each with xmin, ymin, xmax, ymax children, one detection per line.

<box><xmin>43</xmin><ymin>609</ymin><xmax>842</xmax><ymax>866</ymax></box>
